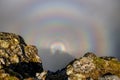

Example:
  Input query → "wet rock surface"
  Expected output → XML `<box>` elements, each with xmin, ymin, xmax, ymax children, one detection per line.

<box><xmin>0</xmin><ymin>32</ymin><xmax>120</xmax><ymax>80</ymax></box>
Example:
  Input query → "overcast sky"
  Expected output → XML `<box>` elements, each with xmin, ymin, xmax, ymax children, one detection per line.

<box><xmin>0</xmin><ymin>0</ymin><xmax>120</xmax><ymax>71</ymax></box>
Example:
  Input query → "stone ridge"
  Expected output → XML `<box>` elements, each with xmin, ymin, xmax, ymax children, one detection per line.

<box><xmin>0</xmin><ymin>32</ymin><xmax>119</xmax><ymax>80</ymax></box>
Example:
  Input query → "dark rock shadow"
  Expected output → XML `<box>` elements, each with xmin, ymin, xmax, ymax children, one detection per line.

<box><xmin>46</xmin><ymin>68</ymin><xmax>68</xmax><ymax>80</ymax></box>
<box><xmin>38</xmin><ymin>48</ymin><xmax>75</xmax><ymax>72</ymax></box>
<box><xmin>3</xmin><ymin>62</ymin><xmax>43</xmax><ymax>79</ymax></box>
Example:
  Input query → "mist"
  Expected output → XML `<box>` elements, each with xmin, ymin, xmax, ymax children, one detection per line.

<box><xmin>0</xmin><ymin>0</ymin><xmax>120</xmax><ymax>71</ymax></box>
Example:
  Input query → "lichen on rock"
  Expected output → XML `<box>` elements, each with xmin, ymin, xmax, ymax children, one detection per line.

<box><xmin>66</xmin><ymin>52</ymin><xmax>120</xmax><ymax>80</ymax></box>
<box><xmin>0</xmin><ymin>32</ymin><xmax>43</xmax><ymax>79</ymax></box>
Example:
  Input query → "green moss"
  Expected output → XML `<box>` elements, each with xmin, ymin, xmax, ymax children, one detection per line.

<box><xmin>0</xmin><ymin>76</ymin><xmax>19</xmax><ymax>80</ymax></box>
<box><xmin>92</xmin><ymin>57</ymin><xmax>120</xmax><ymax>78</ymax></box>
<box><xmin>93</xmin><ymin>58</ymin><xmax>105</xmax><ymax>69</ymax></box>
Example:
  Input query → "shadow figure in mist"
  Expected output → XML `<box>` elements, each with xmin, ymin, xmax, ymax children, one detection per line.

<box><xmin>38</xmin><ymin>48</ymin><xmax>75</xmax><ymax>72</ymax></box>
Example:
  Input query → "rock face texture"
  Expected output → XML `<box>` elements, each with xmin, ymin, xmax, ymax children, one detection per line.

<box><xmin>0</xmin><ymin>32</ymin><xmax>120</xmax><ymax>80</ymax></box>
<box><xmin>0</xmin><ymin>32</ymin><xmax>43</xmax><ymax>79</ymax></box>
<box><xmin>66</xmin><ymin>52</ymin><xmax>120</xmax><ymax>80</ymax></box>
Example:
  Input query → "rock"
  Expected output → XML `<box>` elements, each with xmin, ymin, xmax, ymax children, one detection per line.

<box><xmin>99</xmin><ymin>56</ymin><xmax>118</xmax><ymax>61</ymax></box>
<box><xmin>0</xmin><ymin>32</ymin><xmax>43</xmax><ymax>79</ymax></box>
<box><xmin>98</xmin><ymin>74</ymin><xmax>120</xmax><ymax>80</ymax></box>
<box><xmin>66</xmin><ymin>52</ymin><xmax>120</xmax><ymax>80</ymax></box>
<box><xmin>66</xmin><ymin>54</ymin><xmax>96</xmax><ymax>80</ymax></box>
<box><xmin>36</xmin><ymin>71</ymin><xmax>47</xmax><ymax>80</ymax></box>
<box><xmin>0</xmin><ymin>32</ymin><xmax>120</xmax><ymax>80</ymax></box>
<box><xmin>46</xmin><ymin>68</ymin><xmax>68</xmax><ymax>80</ymax></box>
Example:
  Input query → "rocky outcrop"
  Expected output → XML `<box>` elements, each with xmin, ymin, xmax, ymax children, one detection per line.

<box><xmin>0</xmin><ymin>32</ymin><xmax>120</xmax><ymax>80</ymax></box>
<box><xmin>0</xmin><ymin>32</ymin><xmax>43</xmax><ymax>79</ymax></box>
<box><xmin>66</xmin><ymin>52</ymin><xmax>120</xmax><ymax>80</ymax></box>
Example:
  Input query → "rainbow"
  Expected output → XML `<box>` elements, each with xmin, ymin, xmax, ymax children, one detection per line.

<box><xmin>3</xmin><ymin>0</ymin><xmax>114</xmax><ymax>57</ymax></box>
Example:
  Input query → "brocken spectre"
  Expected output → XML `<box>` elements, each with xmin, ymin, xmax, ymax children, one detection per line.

<box><xmin>50</xmin><ymin>42</ymin><xmax>66</xmax><ymax>54</ymax></box>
